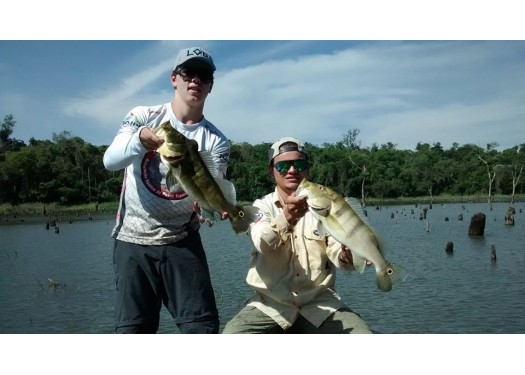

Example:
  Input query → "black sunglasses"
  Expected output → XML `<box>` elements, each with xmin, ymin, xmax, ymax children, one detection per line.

<box><xmin>274</xmin><ymin>159</ymin><xmax>308</xmax><ymax>174</ymax></box>
<box><xmin>175</xmin><ymin>67</ymin><xmax>214</xmax><ymax>84</ymax></box>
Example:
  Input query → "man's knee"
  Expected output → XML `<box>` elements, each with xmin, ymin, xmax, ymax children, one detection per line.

<box><xmin>322</xmin><ymin>308</ymin><xmax>372</xmax><ymax>334</ymax></box>
<box><xmin>115</xmin><ymin>320</ymin><xmax>159</xmax><ymax>334</ymax></box>
<box><xmin>222</xmin><ymin>320</ymin><xmax>239</xmax><ymax>334</ymax></box>
<box><xmin>178</xmin><ymin>315</ymin><xmax>220</xmax><ymax>334</ymax></box>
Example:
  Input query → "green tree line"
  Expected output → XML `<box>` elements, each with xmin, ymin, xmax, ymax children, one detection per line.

<box><xmin>1</xmin><ymin>114</ymin><xmax>524</xmax><ymax>207</ymax></box>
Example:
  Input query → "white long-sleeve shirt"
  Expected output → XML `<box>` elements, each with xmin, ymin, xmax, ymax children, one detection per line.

<box><xmin>245</xmin><ymin>189</ymin><xmax>355</xmax><ymax>329</ymax></box>
<box><xmin>103</xmin><ymin>103</ymin><xmax>229</xmax><ymax>245</ymax></box>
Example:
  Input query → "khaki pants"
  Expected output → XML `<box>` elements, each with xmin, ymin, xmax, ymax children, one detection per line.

<box><xmin>222</xmin><ymin>305</ymin><xmax>371</xmax><ymax>334</ymax></box>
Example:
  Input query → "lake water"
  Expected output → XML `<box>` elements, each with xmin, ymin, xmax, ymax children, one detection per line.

<box><xmin>1</xmin><ymin>202</ymin><xmax>524</xmax><ymax>334</ymax></box>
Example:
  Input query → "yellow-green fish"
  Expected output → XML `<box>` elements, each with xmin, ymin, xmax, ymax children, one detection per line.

<box><xmin>296</xmin><ymin>179</ymin><xmax>407</xmax><ymax>292</ymax></box>
<box><xmin>154</xmin><ymin>121</ymin><xmax>260</xmax><ymax>234</ymax></box>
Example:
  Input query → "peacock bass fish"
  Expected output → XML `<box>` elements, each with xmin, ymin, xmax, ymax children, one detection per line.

<box><xmin>154</xmin><ymin>121</ymin><xmax>261</xmax><ymax>234</ymax></box>
<box><xmin>296</xmin><ymin>178</ymin><xmax>407</xmax><ymax>292</ymax></box>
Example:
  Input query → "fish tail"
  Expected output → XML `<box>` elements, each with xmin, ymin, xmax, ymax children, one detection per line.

<box><xmin>376</xmin><ymin>263</ymin><xmax>408</xmax><ymax>292</ymax></box>
<box><xmin>230</xmin><ymin>205</ymin><xmax>262</xmax><ymax>234</ymax></box>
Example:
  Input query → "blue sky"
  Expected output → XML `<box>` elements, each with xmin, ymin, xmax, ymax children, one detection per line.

<box><xmin>1</xmin><ymin>40</ymin><xmax>524</xmax><ymax>151</ymax></box>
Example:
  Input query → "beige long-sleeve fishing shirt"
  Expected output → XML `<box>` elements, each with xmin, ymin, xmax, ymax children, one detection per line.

<box><xmin>246</xmin><ymin>188</ymin><xmax>355</xmax><ymax>329</ymax></box>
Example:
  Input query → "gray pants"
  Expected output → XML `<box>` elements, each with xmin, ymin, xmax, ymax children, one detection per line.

<box><xmin>222</xmin><ymin>305</ymin><xmax>372</xmax><ymax>334</ymax></box>
<box><xmin>113</xmin><ymin>233</ymin><xmax>219</xmax><ymax>334</ymax></box>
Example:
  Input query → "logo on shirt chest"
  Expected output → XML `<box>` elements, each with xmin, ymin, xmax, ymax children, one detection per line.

<box><xmin>141</xmin><ymin>151</ymin><xmax>188</xmax><ymax>200</ymax></box>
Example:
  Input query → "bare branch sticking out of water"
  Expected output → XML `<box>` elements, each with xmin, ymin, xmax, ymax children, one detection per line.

<box><xmin>47</xmin><ymin>278</ymin><xmax>65</xmax><ymax>290</ymax></box>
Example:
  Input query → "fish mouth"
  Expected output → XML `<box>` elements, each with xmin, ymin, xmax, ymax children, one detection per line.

<box><xmin>163</xmin><ymin>155</ymin><xmax>183</xmax><ymax>164</ymax></box>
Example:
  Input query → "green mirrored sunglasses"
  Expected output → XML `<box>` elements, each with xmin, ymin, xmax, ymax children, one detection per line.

<box><xmin>274</xmin><ymin>159</ymin><xmax>308</xmax><ymax>174</ymax></box>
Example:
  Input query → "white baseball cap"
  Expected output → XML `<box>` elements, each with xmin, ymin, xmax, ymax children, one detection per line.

<box><xmin>268</xmin><ymin>137</ymin><xmax>308</xmax><ymax>164</ymax></box>
<box><xmin>174</xmin><ymin>46</ymin><xmax>216</xmax><ymax>71</ymax></box>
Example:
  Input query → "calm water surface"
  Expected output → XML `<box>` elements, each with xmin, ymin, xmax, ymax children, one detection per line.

<box><xmin>1</xmin><ymin>202</ymin><xmax>524</xmax><ymax>334</ymax></box>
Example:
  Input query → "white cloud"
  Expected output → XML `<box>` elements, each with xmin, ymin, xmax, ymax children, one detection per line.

<box><xmin>205</xmin><ymin>41</ymin><xmax>525</xmax><ymax>150</ymax></box>
<box><xmin>40</xmin><ymin>41</ymin><xmax>525</xmax><ymax>150</ymax></box>
<box><xmin>60</xmin><ymin>59</ymin><xmax>173</xmax><ymax>124</ymax></box>
<box><xmin>358</xmin><ymin>97</ymin><xmax>525</xmax><ymax>149</ymax></box>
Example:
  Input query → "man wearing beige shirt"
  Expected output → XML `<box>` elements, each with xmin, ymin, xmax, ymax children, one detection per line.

<box><xmin>223</xmin><ymin>137</ymin><xmax>371</xmax><ymax>333</ymax></box>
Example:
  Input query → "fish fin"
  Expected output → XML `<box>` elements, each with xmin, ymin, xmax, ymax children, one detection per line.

<box><xmin>316</xmin><ymin>220</ymin><xmax>328</xmax><ymax>236</ymax></box>
<box><xmin>199</xmin><ymin>151</ymin><xmax>220</xmax><ymax>178</ymax></box>
<box><xmin>214</xmin><ymin>177</ymin><xmax>237</xmax><ymax>205</ymax></box>
<box><xmin>165</xmin><ymin>169</ymin><xmax>179</xmax><ymax>192</ymax></box>
<box><xmin>372</xmin><ymin>229</ymin><xmax>388</xmax><ymax>257</ymax></box>
<box><xmin>230</xmin><ymin>205</ymin><xmax>262</xmax><ymax>234</ymax></box>
<box><xmin>351</xmin><ymin>253</ymin><xmax>367</xmax><ymax>273</ymax></box>
<box><xmin>200</xmin><ymin>209</ymin><xmax>216</xmax><ymax>227</ymax></box>
<box><xmin>346</xmin><ymin>197</ymin><xmax>369</xmax><ymax>223</ymax></box>
<box><xmin>376</xmin><ymin>263</ymin><xmax>408</xmax><ymax>292</ymax></box>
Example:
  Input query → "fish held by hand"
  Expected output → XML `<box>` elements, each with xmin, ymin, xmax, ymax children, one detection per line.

<box><xmin>296</xmin><ymin>178</ymin><xmax>407</xmax><ymax>292</ymax></box>
<box><xmin>154</xmin><ymin>121</ymin><xmax>261</xmax><ymax>234</ymax></box>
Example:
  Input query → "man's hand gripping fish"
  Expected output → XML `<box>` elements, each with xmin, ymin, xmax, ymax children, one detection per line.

<box><xmin>296</xmin><ymin>179</ymin><xmax>407</xmax><ymax>292</ymax></box>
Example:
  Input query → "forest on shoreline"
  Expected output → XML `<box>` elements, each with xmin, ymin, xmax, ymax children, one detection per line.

<box><xmin>1</xmin><ymin>114</ymin><xmax>524</xmax><ymax>214</ymax></box>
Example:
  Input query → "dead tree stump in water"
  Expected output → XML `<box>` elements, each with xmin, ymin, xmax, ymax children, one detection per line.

<box><xmin>504</xmin><ymin>207</ymin><xmax>515</xmax><ymax>226</ymax></box>
<box><xmin>504</xmin><ymin>213</ymin><xmax>515</xmax><ymax>225</ymax></box>
<box><xmin>490</xmin><ymin>244</ymin><xmax>497</xmax><ymax>262</ymax></box>
<box><xmin>468</xmin><ymin>212</ymin><xmax>486</xmax><ymax>236</ymax></box>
